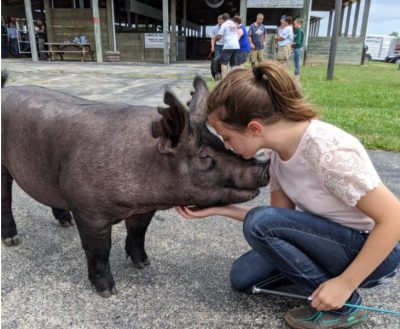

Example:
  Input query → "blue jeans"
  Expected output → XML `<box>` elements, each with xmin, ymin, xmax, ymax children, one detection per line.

<box><xmin>230</xmin><ymin>207</ymin><xmax>400</xmax><ymax>314</ymax></box>
<box><xmin>293</xmin><ymin>47</ymin><xmax>303</xmax><ymax>76</ymax></box>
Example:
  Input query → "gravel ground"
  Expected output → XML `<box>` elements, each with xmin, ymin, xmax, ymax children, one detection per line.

<box><xmin>1</xmin><ymin>59</ymin><xmax>399</xmax><ymax>329</ymax></box>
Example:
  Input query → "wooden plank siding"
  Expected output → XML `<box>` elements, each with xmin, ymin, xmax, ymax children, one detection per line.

<box><xmin>50</xmin><ymin>9</ymin><xmax>109</xmax><ymax>61</ymax></box>
<box><xmin>306</xmin><ymin>37</ymin><xmax>363</xmax><ymax>64</ymax></box>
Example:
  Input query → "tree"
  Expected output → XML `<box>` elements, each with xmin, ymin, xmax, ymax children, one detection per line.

<box><xmin>389</xmin><ymin>31</ymin><xmax>398</xmax><ymax>37</ymax></box>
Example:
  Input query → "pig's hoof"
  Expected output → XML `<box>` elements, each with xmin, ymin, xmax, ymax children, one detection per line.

<box><xmin>132</xmin><ymin>258</ymin><xmax>150</xmax><ymax>269</ymax></box>
<box><xmin>98</xmin><ymin>286</ymin><xmax>117</xmax><ymax>298</ymax></box>
<box><xmin>2</xmin><ymin>235</ymin><xmax>21</xmax><ymax>247</ymax></box>
<box><xmin>59</xmin><ymin>219</ymin><xmax>74</xmax><ymax>227</ymax></box>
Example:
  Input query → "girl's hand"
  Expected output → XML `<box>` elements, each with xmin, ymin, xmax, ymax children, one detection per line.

<box><xmin>310</xmin><ymin>276</ymin><xmax>356</xmax><ymax>311</ymax></box>
<box><xmin>175</xmin><ymin>205</ymin><xmax>226</xmax><ymax>219</ymax></box>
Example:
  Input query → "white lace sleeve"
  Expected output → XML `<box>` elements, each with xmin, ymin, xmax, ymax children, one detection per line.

<box><xmin>304</xmin><ymin>136</ymin><xmax>381</xmax><ymax>207</ymax></box>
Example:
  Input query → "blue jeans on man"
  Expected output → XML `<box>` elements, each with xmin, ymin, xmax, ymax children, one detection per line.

<box><xmin>230</xmin><ymin>206</ymin><xmax>400</xmax><ymax>314</ymax></box>
<box><xmin>294</xmin><ymin>47</ymin><xmax>303</xmax><ymax>76</ymax></box>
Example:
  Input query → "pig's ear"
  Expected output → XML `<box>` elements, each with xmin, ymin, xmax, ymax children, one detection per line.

<box><xmin>187</xmin><ymin>76</ymin><xmax>209</xmax><ymax>124</ymax></box>
<box><xmin>151</xmin><ymin>90</ymin><xmax>192</xmax><ymax>154</ymax></box>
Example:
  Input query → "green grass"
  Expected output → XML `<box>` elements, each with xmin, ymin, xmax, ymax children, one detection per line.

<box><xmin>207</xmin><ymin>62</ymin><xmax>400</xmax><ymax>152</ymax></box>
<box><xmin>301</xmin><ymin>62</ymin><xmax>400</xmax><ymax>152</ymax></box>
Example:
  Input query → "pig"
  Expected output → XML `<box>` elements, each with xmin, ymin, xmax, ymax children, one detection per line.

<box><xmin>1</xmin><ymin>71</ymin><xmax>270</xmax><ymax>297</ymax></box>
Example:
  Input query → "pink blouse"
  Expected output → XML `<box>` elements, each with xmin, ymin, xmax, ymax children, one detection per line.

<box><xmin>265</xmin><ymin>120</ymin><xmax>381</xmax><ymax>231</ymax></box>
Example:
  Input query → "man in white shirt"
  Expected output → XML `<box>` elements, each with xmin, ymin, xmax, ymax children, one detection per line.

<box><xmin>275</xmin><ymin>15</ymin><xmax>294</xmax><ymax>67</ymax></box>
<box><xmin>215</xmin><ymin>13</ymin><xmax>240</xmax><ymax>78</ymax></box>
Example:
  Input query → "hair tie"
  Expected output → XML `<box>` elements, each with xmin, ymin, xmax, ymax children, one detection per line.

<box><xmin>252</xmin><ymin>67</ymin><xmax>269</xmax><ymax>82</ymax></box>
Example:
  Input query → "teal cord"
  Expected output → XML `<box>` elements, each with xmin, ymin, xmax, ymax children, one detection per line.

<box><xmin>252</xmin><ymin>286</ymin><xmax>400</xmax><ymax>316</ymax></box>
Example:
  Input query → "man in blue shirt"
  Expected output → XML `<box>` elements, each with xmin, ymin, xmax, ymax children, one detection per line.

<box><xmin>248</xmin><ymin>13</ymin><xmax>266</xmax><ymax>68</ymax></box>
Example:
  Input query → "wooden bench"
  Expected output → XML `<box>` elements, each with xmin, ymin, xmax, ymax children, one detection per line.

<box><xmin>44</xmin><ymin>43</ymin><xmax>95</xmax><ymax>62</ymax></box>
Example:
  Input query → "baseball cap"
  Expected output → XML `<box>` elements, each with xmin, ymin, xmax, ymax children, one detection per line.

<box><xmin>280</xmin><ymin>15</ymin><xmax>287</xmax><ymax>20</ymax></box>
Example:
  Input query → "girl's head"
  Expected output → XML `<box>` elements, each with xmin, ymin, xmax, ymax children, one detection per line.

<box><xmin>206</xmin><ymin>61</ymin><xmax>317</xmax><ymax>132</ymax></box>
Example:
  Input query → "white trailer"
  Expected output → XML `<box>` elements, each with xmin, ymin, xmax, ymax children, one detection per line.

<box><xmin>365</xmin><ymin>34</ymin><xmax>400</xmax><ymax>61</ymax></box>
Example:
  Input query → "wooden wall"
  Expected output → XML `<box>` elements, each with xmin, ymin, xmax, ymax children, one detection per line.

<box><xmin>50</xmin><ymin>8</ymin><xmax>109</xmax><ymax>60</ymax></box>
<box><xmin>116</xmin><ymin>33</ymin><xmax>186</xmax><ymax>62</ymax></box>
<box><xmin>306</xmin><ymin>37</ymin><xmax>363</xmax><ymax>64</ymax></box>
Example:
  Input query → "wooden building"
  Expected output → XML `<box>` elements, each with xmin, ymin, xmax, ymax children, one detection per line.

<box><xmin>2</xmin><ymin>0</ymin><xmax>371</xmax><ymax>65</ymax></box>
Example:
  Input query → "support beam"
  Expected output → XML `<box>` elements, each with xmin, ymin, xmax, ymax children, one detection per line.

<box><xmin>360</xmin><ymin>0</ymin><xmax>371</xmax><ymax>64</ymax></box>
<box><xmin>240</xmin><ymin>0</ymin><xmax>247</xmax><ymax>26</ymax></box>
<box><xmin>183</xmin><ymin>0</ymin><xmax>187</xmax><ymax>36</ymax></box>
<box><xmin>24</xmin><ymin>0</ymin><xmax>38</xmax><ymax>61</ymax></box>
<box><xmin>43</xmin><ymin>0</ymin><xmax>54</xmax><ymax>43</ymax></box>
<box><xmin>344</xmin><ymin>1</ymin><xmax>352</xmax><ymax>36</ymax></box>
<box><xmin>302</xmin><ymin>0</ymin><xmax>312</xmax><ymax>65</ymax></box>
<box><xmin>352</xmin><ymin>0</ymin><xmax>361</xmax><ymax>37</ymax></box>
<box><xmin>162</xmin><ymin>0</ymin><xmax>169</xmax><ymax>64</ymax></box>
<box><xmin>327</xmin><ymin>10</ymin><xmax>333</xmax><ymax>37</ymax></box>
<box><xmin>170</xmin><ymin>0</ymin><xmax>176</xmax><ymax>62</ymax></box>
<box><xmin>316</xmin><ymin>19</ymin><xmax>320</xmax><ymax>36</ymax></box>
<box><xmin>327</xmin><ymin>0</ymin><xmax>343</xmax><ymax>80</ymax></box>
<box><xmin>125</xmin><ymin>0</ymin><xmax>131</xmax><ymax>29</ymax></box>
<box><xmin>92</xmin><ymin>0</ymin><xmax>103</xmax><ymax>62</ymax></box>
<box><xmin>106</xmin><ymin>0</ymin><xmax>116</xmax><ymax>51</ymax></box>
<box><xmin>338</xmin><ymin>3</ymin><xmax>345</xmax><ymax>36</ymax></box>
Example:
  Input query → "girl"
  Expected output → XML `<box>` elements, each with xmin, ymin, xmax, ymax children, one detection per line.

<box><xmin>176</xmin><ymin>62</ymin><xmax>400</xmax><ymax>329</ymax></box>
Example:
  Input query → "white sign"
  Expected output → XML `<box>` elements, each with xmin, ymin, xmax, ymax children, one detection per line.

<box><xmin>247</xmin><ymin>0</ymin><xmax>304</xmax><ymax>8</ymax></box>
<box><xmin>145</xmin><ymin>33</ymin><xmax>170</xmax><ymax>48</ymax></box>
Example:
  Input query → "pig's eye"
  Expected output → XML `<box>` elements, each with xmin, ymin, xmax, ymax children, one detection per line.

<box><xmin>198</xmin><ymin>155</ymin><xmax>216</xmax><ymax>171</ymax></box>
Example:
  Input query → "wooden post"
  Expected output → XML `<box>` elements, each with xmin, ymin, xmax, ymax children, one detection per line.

<box><xmin>360</xmin><ymin>0</ymin><xmax>371</xmax><ymax>64</ymax></box>
<box><xmin>302</xmin><ymin>0</ymin><xmax>312</xmax><ymax>65</ymax></box>
<box><xmin>344</xmin><ymin>1</ymin><xmax>352</xmax><ymax>36</ymax></box>
<box><xmin>91</xmin><ymin>0</ymin><xmax>103</xmax><ymax>62</ymax></box>
<box><xmin>352</xmin><ymin>0</ymin><xmax>361</xmax><ymax>37</ymax></box>
<box><xmin>327</xmin><ymin>0</ymin><xmax>343</xmax><ymax>80</ymax></box>
<box><xmin>43</xmin><ymin>0</ymin><xmax>54</xmax><ymax>43</ymax></box>
<box><xmin>240</xmin><ymin>0</ymin><xmax>247</xmax><ymax>26</ymax></box>
<box><xmin>183</xmin><ymin>0</ymin><xmax>187</xmax><ymax>37</ymax></box>
<box><xmin>327</xmin><ymin>10</ymin><xmax>333</xmax><ymax>37</ymax></box>
<box><xmin>106</xmin><ymin>0</ymin><xmax>116</xmax><ymax>51</ymax></box>
<box><xmin>24</xmin><ymin>0</ymin><xmax>38</xmax><ymax>61</ymax></box>
<box><xmin>316</xmin><ymin>19</ymin><xmax>320</xmax><ymax>36</ymax></box>
<box><xmin>163</xmin><ymin>0</ymin><xmax>169</xmax><ymax>64</ymax></box>
<box><xmin>79</xmin><ymin>0</ymin><xmax>84</xmax><ymax>8</ymax></box>
<box><xmin>171</xmin><ymin>0</ymin><xmax>176</xmax><ymax>62</ymax></box>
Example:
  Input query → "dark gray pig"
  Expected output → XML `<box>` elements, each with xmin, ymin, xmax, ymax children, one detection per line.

<box><xmin>1</xmin><ymin>72</ymin><xmax>269</xmax><ymax>297</ymax></box>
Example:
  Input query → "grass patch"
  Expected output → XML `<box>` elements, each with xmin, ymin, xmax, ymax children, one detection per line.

<box><xmin>208</xmin><ymin>62</ymin><xmax>400</xmax><ymax>152</ymax></box>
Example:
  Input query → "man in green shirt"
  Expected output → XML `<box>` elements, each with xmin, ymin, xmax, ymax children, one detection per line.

<box><xmin>293</xmin><ymin>18</ymin><xmax>304</xmax><ymax>80</ymax></box>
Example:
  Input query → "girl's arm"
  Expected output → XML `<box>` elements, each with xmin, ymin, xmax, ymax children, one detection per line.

<box><xmin>311</xmin><ymin>183</ymin><xmax>400</xmax><ymax>311</ymax></box>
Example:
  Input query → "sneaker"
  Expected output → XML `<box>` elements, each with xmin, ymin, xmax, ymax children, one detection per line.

<box><xmin>284</xmin><ymin>305</ymin><xmax>368</xmax><ymax>329</ymax></box>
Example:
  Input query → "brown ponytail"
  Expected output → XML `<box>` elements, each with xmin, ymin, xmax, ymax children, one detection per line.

<box><xmin>206</xmin><ymin>61</ymin><xmax>318</xmax><ymax>130</ymax></box>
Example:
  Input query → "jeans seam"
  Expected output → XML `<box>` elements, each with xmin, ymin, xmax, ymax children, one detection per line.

<box><xmin>268</xmin><ymin>227</ymin><xmax>353</xmax><ymax>252</ymax></box>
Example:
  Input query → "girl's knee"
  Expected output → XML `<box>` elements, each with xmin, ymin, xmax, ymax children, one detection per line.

<box><xmin>229</xmin><ymin>258</ymin><xmax>252</xmax><ymax>293</ymax></box>
<box><xmin>243</xmin><ymin>206</ymin><xmax>281</xmax><ymax>241</ymax></box>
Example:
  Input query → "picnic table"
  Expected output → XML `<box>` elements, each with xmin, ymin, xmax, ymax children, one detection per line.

<box><xmin>43</xmin><ymin>42</ymin><xmax>94</xmax><ymax>62</ymax></box>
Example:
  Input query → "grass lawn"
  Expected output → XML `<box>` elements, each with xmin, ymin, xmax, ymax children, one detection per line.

<box><xmin>208</xmin><ymin>62</ymin><xmax>400</xmax><ymax>152</ymax></box>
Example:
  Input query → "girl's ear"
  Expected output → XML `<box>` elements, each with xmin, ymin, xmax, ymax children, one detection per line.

<box><xmin>247</xmin><ymin>120</ymin><xmax>263</xmax><ymax>136</ymax></box>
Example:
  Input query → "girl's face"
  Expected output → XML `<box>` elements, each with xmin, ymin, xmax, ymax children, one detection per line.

<box><xmin>208</xmin><ymin>113</ymin><xmax>260</xmax><ymax>160</ymax></box>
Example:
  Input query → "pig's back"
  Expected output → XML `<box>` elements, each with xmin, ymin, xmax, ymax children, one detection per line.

<box><xmin>1</xmin><ymin>86</ymin><xmax>160</xmax><ymax>209</ymax></box>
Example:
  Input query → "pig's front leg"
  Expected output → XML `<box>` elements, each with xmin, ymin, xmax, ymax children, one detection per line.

<box><xmin>125</xmin><ymin>211</ymin><xmax>154</xmax><ymax>269</ymax></box>
<box><xmin>73</xmin><ymin>211</ymin><xmax>116</xmax><ymax>298</ymax></box>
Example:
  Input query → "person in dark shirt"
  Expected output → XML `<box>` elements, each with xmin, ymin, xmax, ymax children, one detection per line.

<box><xmin>35</xmin><ymin>18</ymin><xmax>47</xmax><ymax>60</ymax></box>
<box><xmin>293</xmin><ymin>18</ymin><xmax>304</xmax><ymax>80</ymax></box>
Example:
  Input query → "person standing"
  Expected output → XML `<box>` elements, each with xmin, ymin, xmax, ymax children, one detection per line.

<box><xmin>7</xmin><ymin>20</ymin><xmax>19</xmax><ymax>57</ymax></box>
<box><xmin>35</xmin><ymin>18</ymin><xmax>47</xmax><ymax>60</ymax></box>
<box><xmin>210</xmin><ymin>15</ymin><xmax>224</xmax><ymax>80</ymax></box>
<box><xmin>216</xmin><ymin>13</ymin><xmax>240</xmax><ymax>79</ymax></box>
<box><xmin>233</xmin><ymin>15</ymin><xmax>251</xmax><ymax>67</ymax></box>
<box><xmin>293</xmin><ymin>18</ymin><xmax>304</xmax><ymax>80</ymax></box>
<box><xmin>248</xmin><ymin>13</ymin><xmax>267</xmax><ymax>68</ymax></box>
<box><xmin>275</xmin><ymin>16</ymin><xmax>293</xmax><ymax>68</ymax></box>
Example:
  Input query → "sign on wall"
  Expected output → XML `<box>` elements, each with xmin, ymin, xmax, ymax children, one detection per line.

<box><xmin>247</xmin><ymin>0</ymin><xmax>304</xmax><ymax>8</ymax></box>
<box><xmin>145</xmin><ymin>33</ymin><xmax>170</xmax><ymax>48</ymax></box>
